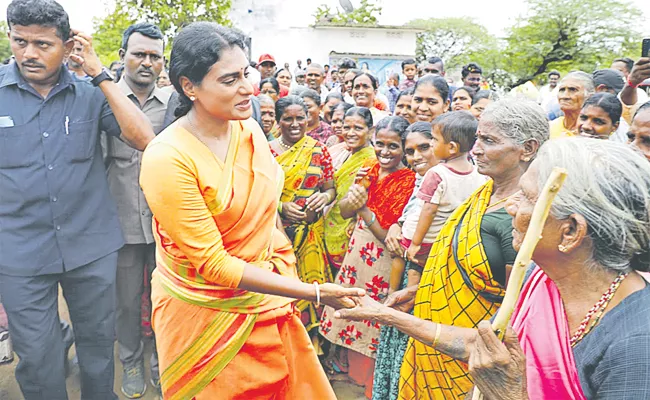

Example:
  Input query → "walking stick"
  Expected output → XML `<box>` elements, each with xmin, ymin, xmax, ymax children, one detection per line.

<box><xmin>472</xmin><ymin>167</ymin><xmax>568</xmax><ymax>400</ymax></box>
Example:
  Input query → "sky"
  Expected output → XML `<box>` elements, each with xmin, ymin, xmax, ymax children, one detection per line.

<box><xmin>1</xmin><ymin>0</ymin><xmax>649</xmax><ymax>37</ymax></box>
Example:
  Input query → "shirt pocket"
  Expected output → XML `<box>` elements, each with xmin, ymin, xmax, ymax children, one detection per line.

<box><xmin>65</xmin><ymin>119</ymin><xmax>97</xmax><ymax>163</ymax></box>
<box><xmin>0</xmin><ymin>125</ymin><xmax>41</xmax><ymax>169</ymax></box>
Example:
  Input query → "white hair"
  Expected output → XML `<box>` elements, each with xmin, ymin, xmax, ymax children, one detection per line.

<box><xmin>535</xmin><ymin>138</ymin><xmax>650</xmax><ymax>272</ymax></box>
<box><xmin>307</xmin><ymin>63</ymin><xmax>325</xmax><ymax>75</ymax></box>
<box><xmin>257</xmin><ymin>94</ymin><xmax>274</xmax><ymax>106</ymax></box>
<box><xmin>479</xmin><ymin>98</ymin><xmax>550</xmax><ymax>153</ymax></box>
<box><xmin>560</xmin><ymin>71</ymin><xmax>595</xmax><ymax>96</ymax></box>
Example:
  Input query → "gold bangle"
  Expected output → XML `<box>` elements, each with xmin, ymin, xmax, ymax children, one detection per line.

<box><xmin>432</xmin><ymin>323</ymin><xmax>442</xmax><ymax>348</ymax></box>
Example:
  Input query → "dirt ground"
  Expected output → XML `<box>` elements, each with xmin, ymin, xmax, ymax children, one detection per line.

<box><xmin>0</xmin><ymin>293</ymin><xmax>366</xmax><ymax>400</ymax></box>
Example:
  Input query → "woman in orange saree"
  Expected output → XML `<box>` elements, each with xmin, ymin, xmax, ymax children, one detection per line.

<box><xmin>140</xmin><ymin>23</ymin><xmax>363</xmax><ymax>400</ymax></box>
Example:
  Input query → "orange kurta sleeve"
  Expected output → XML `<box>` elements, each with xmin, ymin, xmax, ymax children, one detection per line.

<box><xmin>140</xmin><ymin>141</ymin><xmax>245</xmax><ymax>288</ymax></box>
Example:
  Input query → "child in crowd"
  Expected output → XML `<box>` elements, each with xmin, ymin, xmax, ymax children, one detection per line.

<box><xmin>390</xmin><ymin>111</ymin><xmax>486</xmax><ymax>291</ymax></box>
<box><xmin>388</xmin><ymin>122</ymin><xmax>437</xmax><ymax>291</ymax></box>
<box><xmin>399</xmin><ymin>58</ymin><xmax>418</xmax><ymax>91</ymax></box>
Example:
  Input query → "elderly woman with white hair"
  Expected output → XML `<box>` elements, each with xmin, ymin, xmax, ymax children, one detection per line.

<box><xmin>336</xmin><ymin>138</ymin><xmax>650</xmax><ymax>399</ymax></box>
<box><xmin>550</xmin><ymin>71</ymin><xmax>596</xmax><ymax>139</ymax></box>
<box><xmin>337</xmin><ymin>99</ymin><xmax>549</xmax><ymax>398</ymax></box>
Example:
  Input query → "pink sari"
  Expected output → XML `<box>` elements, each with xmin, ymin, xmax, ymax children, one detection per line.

<box><xmin>510</xmin><ymin>266</ymin><xmax>587</xmax><ymax>400</ymax></box>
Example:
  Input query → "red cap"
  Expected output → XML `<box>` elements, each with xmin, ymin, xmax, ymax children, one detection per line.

<box><xmin>258</xmin><ymin>54</ymin><xmax>276</xmax><ymax>65</ymax></box>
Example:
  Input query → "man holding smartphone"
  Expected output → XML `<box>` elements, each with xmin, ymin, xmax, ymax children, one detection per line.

<box><xmin>619</xmin><ymin>43</ymin><xmax>650</xmax><ymax>126</ymax></box>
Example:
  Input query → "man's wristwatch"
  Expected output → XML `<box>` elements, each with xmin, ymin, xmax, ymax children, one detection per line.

<box><xmin>91</xmin><ymin>68</ymin><xmax>114</xmax><ymax>87</ymax></box>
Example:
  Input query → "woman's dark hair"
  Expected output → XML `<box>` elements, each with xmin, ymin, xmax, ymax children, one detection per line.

<box><xmin>375</xmin><ymin>116</ymin><xmax>410</xmax><ymax>146</ymax></box>
<box><xmin>332</xmin><ymin>102</ymin><xmax>354</xmax><ymax>119</ymax></box>
<box><xmin>122</xmin><ymin>23</ymin><xmax>164</xmax><ymax>50</ymax></box>
<box><xmin>453</xmin><ymin>86</ymin><xmax>476</xmax><ymax>101</ymax></box>
<box><xmin>405</xmin><ymin>121</ymin><xmax>433</xmax><ymax>140</ymax></box>
<box><xmin>7</xmin><ymin>0</ymin><xmax>70</xmax><ymax>41</ymax></box>
<box><xmin>170</xmin><ymin>22</ymin><xmax>247</xmax><ymax>117</ymax></box>
<box><xmin>275</xmin><ymin>95</ymin><xmax>308</xmax><ymax>123</ymax></box>
<box><xmin>396</xmin><ymin>87</ymin><xmax>415</xmax><ymax>103</ymax></box>
<box><xmin>472</xmin><ymin>90</ymin><xmax>497</xmax><ymax>105</ymax></box>
<box><xmin>299</xmin><ymin>88</ymin><xmax>321</xmax><ymax>107</ymax></box>
<box><xmin>582</xmin><ymin>93</ymin><xmax>622</xmax><ymax>125</ymax></box>
<box><xmin>432</xmin><ymin>111</ymin><xmax>478</xmax><ymax>153</ymax></box>
<box><xmin>352</xmin><ymin>71</ymin><xmax>379</xmax><ymax>90</ymax></box>
<box><xmin>414</xmin><ymin>75</ymin><xmax>450</xmax><ymax>103</ymax></box>
<box><xmin>275</xmin><ymin>68</ymin><xmax>292</xmax><ymax>79</ymax></box>
<box><xmin>325</xmin><ymin>92</ymin><xmax>344</xmax><ymax>104</ymax></box>
<box><xmin>344</xmin><ymin>107</ymin><xmax>373</xmax><ymax>129</ymax></box>
<box><xmin>259</xmin><ymin>77</ymin><xmax>280</xmax><ymax>95</ymax></box>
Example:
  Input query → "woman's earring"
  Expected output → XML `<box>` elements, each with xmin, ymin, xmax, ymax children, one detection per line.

<box><xmin>523</xmin><ymin>157</ymin><xmax>531</xmax><ymax>162</ymax></box>
<box><xmin>558</xmin><ymin>244</ymin><xmax>567</xmax><ymax>253</ymax></box>
<box><xmin>190</xmin><ymin>96</ymin><xmax>196</xmax><ymax>101</ymax></box>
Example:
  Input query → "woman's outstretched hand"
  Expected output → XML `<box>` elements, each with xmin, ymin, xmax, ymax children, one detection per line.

<box><xmin>333</xmin><ymin>295</ymin><xmax>385</xmax><ymax>322</ymax></box>
<box><xmin>384</xmin><ymin>285</ymin><xmax>418</xmax><ymax>313</ymax></box>
<box><xmin>319</xmin><ymin>283</ymin><xmax>366</xmax><ymax>310</ymax></box>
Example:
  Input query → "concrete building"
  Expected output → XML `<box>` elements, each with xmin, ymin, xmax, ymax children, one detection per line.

<box><xmin>230</xmin><ymin>0</ymin><xmax>421</xmax><ymax>84</ymax></box>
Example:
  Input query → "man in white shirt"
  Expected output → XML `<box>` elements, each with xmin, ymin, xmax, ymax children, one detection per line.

<box><xmin>538</xmin><ymin>70</ymin><xmax>560</xmax><ymax>111</ymax></box>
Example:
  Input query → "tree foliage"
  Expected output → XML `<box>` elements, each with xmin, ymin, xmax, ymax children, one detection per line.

<box><xmin>408</xmin><ymin>17</ymin><xmax>497</xmax><ymax>71</ymax></box>
<box><xmin>313</xmin><ymin>0</ymin><xmax>382</xmax><ymax>26</ymax></box>
<box><xmin>491</xmin><ymin>0</ymin><xmax>640</xmax><ymax>88</ymax></box>
<box><xmin>0</xmin><ymin>21</ymin><xmax>12</xmax><ymax>62</ymax></box>
<box><xmin>93</xmin><ymin>0</ymin><xmax>232</xmax><ymax>66</ymax></box>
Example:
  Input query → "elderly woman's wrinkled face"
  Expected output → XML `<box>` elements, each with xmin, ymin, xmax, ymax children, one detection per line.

<box><xmin>506</xmin><ymin>162</ymin><xmax>564</xmax><ymax>261</ymax></box>
<box><xmin>628</xmin><ymin>110</ymin><xmax>650</xmax><ymax>162</ymax></box>
<box><xmin>394</xmin><ymin>95</ymin><xmax>415</xmax><ymax>123</ymax></box>
<box><xmin>472</xmin><ymin>120</ymin><xmax>526</xmax><ymax>179</ymax></box>
<box><xmin>557</xmin><ymin>78</ymin><xmax>588</xmax><ymax>113</ymax></box>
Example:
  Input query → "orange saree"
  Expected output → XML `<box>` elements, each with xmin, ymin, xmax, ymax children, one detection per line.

<box><xmin>140</xmin><ymin>119</ymin><xmax>335</xmax><ymax>400</ymax></box>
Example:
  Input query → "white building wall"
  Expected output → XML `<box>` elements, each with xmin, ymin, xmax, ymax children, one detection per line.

<box><xmin>230</xmin><ymin>0</ymin><xmax>418</xmax><ymax>68</ymax></box>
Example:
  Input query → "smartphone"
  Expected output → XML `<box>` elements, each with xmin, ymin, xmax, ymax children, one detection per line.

<box><xmin>643</xmin><ymin>38</ymin><xmax>650</xmax><ymax>58</ymax></box>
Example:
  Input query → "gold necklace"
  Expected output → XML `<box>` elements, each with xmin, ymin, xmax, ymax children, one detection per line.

<box><xmin>487</xmin><ymin>194</ymin><xmax>514</xmax><ymax>210</ymax></box>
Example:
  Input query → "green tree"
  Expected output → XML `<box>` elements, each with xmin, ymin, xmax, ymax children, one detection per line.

<box><xmin>93</xmin><ymin>0</ymin><xmax>232</xmax><ymax>66</ymax></box>
<box><xmin>497</xmin><ymin>0</ymin><xmax>640</xmax><ymax>88</ymax></box>
<box><xmin>0</xmin><ymin>21</ymin><xmax>12</xmax><ymax>62</ymax></box>
<box><xmin>408</xmin><ymin>17</ymin><xmax>497</xmax><ymax>71</ymax></box>
<box><xmin>313</xmin><ymin>0</ymin><xmax>382</xmax><ymax>25</ymax></box>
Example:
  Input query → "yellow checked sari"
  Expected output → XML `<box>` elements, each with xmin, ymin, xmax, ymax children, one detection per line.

<box><xmin>399</xmin><ymin>180</ymin><xmax>506</xmax><ymax>400</ymax></box>
<box><xmin>324</xmin><ymin>145</ymin><xmax>376</xmax><ymax>270</ymax></box>
<box><xmin>275</xmin><ymin>136</ymin><xmax>334</xmax><ymax>331</ymax></box>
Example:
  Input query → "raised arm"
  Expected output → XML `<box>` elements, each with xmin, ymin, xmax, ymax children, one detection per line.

<box><xmin>71</xmin><ymin>30</ymin><xmax>154</xmax><ymax>150</ymax></box>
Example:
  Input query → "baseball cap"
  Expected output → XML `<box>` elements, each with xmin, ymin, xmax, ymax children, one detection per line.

<box><xmin>258</xmin><ymin>54</ymin><xmax>276</xmax><ymax>65</ymax></box>
<box><xmin>593</xmin><ymin>69</ymin><xmax>625</xmax><ymax>94</ymax></box>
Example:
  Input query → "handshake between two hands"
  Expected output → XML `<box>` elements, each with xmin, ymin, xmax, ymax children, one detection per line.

<box><xmin>319</xmin><ymin>283</ymin><xmax>416</xmax><ymax>323</ymax></box>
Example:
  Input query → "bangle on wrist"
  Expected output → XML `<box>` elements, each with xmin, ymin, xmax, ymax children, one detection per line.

<box><xmin>313</xmin><ymin>282</ymin><xmax>321</xmax><ymax>307</ymax></box>
<box><xmin>363</xmin><ymin>211</ymin><xmax>376</xmax><ymax>228</ymax></box>
<box><xmin>432</xmin><ymin>323</ymin><xmax>442</xmax><ymax>348</ymax></box>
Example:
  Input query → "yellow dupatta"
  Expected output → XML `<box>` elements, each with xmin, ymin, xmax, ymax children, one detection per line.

<box><xmin>399</xmin><ymin>180</ymin><xmax>506</xmax><ymax>400</ymax></box>
<box><xmin>276</xmin><ymin>135</ymin><xmax>333</xmax><ymax>330</ymax></box>
<box><xmin>155</xmin><ymin>122</ymin><xmax>290</xmax><ymax>400</ymax></box>
<box><xmin>324</xmin><ymin>146</ymin><xmax>376</xmax><ymax>269</ymax></box>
